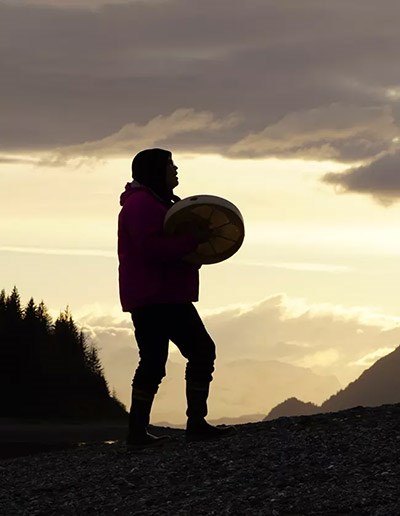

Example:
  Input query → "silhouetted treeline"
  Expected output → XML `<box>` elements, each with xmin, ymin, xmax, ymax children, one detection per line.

<box><xmin>0</xmin><ymin>287</ymin><xmax>126</xmax><ymax>420</ymax></box>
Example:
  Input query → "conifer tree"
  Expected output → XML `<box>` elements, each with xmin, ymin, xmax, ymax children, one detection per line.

<box><xmin>85</xmin><ymin>340</ymin><xmax>110</xmax><ymax>396</ymax></box>
<box><xmin>21</xmin><ymin>298</ymin><xmax>50</xmax><ymax>414</ymax></box>
<box><xmin>37</xmin><ymin>300</ymin><xmax>53</xmax><ymax>332</ymax></box>
<box><xmin>3</xmin><ymin>287</ymin><xmax>25</xmax><ymax>414</ymax></box>
<box><xmin>0</xmin><ymin>287</ymin><xmax>126</xmax><ymax>420</ymax></box>
<box><xmin>0</xmin><ymin>289</ymin><xmax>6</xmax><ymax>323</ymax></box>
<box><xmin>0</xmin><ymin>289</ymin><xmax>8</xmax><ymax>413</ymax></box>
<box><xmin>6</xmin><ymin>286</ymin><xmax>22</xmax><ymax>324</ymax></box>
<box><xmin>0</xmin><ymin>288</ymin><xmax>7</xmax><ymax>348</ymax></box>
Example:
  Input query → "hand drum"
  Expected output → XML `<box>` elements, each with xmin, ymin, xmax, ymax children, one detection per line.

<box><xmin>164</xmin><ymin>195</ymin><xmax>245</xmax><ymax>265</ymax></box>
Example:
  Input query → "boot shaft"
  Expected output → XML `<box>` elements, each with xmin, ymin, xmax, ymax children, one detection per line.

<box><xmin>128</xmin><ymin>388</ymin><xmax>155</xmax><ymax>437</ymax></box>
<box><xmin>186</xmin><ymin>381</ymin><xmax>210</xmax><ymax>419</ymax></box>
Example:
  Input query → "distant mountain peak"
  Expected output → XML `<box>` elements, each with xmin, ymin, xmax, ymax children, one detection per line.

<box><xmin>264</xmin><ymin>397</ymin><xmax>319</xmax><ymax>421</ymax></box>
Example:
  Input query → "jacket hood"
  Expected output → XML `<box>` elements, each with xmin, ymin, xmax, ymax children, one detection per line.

<box><xmin>120</xmin><ymin>180</ymin><xmax>180</xmax><ymax>207</ymax></box>
<box><xmin>119</xmin><ymin>181</ymin><xmax>145</xmax><ymax>206</ymax></box>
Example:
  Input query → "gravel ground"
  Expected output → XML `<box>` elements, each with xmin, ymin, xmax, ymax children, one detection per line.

<box><xmin>1</xmin><ymin>404</ymin><xmax>400</xmax><ymax>515</ymax></box>
<box><xmin>0</xmin><ymin>421</ymin><xmax>128</xmax><ymax>445</ymax></box>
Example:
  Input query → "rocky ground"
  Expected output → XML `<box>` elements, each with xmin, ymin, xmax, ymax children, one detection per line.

<box><xmin>1</xmin><ymin>404</ymin><xmax>400</xmax><ymax>515</ymax></box>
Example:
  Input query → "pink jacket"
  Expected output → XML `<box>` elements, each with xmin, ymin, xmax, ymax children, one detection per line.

<box><xmin>118</xmin><ymin>183</ymin><xmax>200</xmax><ymax>311</ymax></box>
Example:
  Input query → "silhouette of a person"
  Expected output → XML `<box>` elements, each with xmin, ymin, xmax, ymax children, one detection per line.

<box><xmin>118</xmin><ymin>148</ymin><xmax>235</xmax><ymax>447</ymax></box>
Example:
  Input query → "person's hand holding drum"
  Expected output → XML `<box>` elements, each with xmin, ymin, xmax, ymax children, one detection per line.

<box><xmin>175</xmin><ymin>217</ymin><xmax>212</xmax><ymax>244</ymax></box>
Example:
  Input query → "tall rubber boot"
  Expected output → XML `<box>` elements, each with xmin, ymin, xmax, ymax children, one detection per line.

<box><xmin>185</xmin><ymin>381</ymin><xmax>236</xmax><ymax>442</ymax></box>
<box><xmin>127</xmin><ymin>388</ymin><xmax>170</xmax><ymax>449</ymax></box>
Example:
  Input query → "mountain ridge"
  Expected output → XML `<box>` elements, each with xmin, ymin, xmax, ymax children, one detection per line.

<box><xmin>265</xmin><ymin>344</ymin><xmax>400</xmax><ymax>420</ymax></box>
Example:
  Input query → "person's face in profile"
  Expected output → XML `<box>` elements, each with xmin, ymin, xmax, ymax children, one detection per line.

<box><xmin>165</xmin><ymin>157</ymin><xmax>179</xmax><ymax>190</ymax></box>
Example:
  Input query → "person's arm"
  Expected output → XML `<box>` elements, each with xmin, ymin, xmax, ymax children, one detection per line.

<box><xmin>144</xmin><ymin>229</ymin><xmax>199</xmax><ymax>263</ymax></box>
<box><xmin>122</xmin><ymin>196</ymin><xmax>200</xmax><ymax>263</ymax></box>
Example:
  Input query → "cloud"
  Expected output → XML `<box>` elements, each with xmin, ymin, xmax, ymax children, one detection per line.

<box><xmin>2</xmin><ymin>0</ymin><xmax>400</xmax><ymax>168</ymax></box>
<box><xmin>351</xmin><ymin>347</ymin><xmax>397</xmax><ymax>367</ymax></box>
<box><xmin>229</xmin><ymin>104</ymin><xmax>398</xmax><ymax>162</ymax></box>
<box><xmin>204</xmin><ymin>295</ymin><xmax>400</xmax><ymax>376</ymax></box>
<box><xmin>5</xmin><ymin>0</ymin><xmax>90</xmax><ymax>8</ymax></box>
<box><xmin>323</xmin><ymin>150</ymin><xmax>400</xmax><ymax>204</ymax></box>
<box><xmin>272</xmin><ymin>262</ymin><xmax>352</xmax><ymax>273</ymax></box>
<box><xmin>0</xmin><ymin>246</ymin><xmax>114</xmax><ymax>257</ymax></box>
<box><xmin>235</xmin><ymin>260</ymin><xmax>353</xmax><ymax>273</ymax></box>
<box><xmin>0</xmin><ymin>156</ymin><xmax>39</xmax><ymax>164</ymax></box>
<box><xmin>43</xmin><ymin>109</ymin><xmax>239</xmax><ymax>164</ymax></box>
<box><xmin>78</xmin><ymin>294</ymin><xmax>400</xmax><ymax>423</ymax></box>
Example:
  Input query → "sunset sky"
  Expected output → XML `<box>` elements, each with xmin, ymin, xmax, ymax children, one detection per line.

<box><xmin>2</xmin><ymin>0</ymin><xmax>400</xmax><ymax>423</ymax></box>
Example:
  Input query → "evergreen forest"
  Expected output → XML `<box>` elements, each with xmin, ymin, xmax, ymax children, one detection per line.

<box><xmin>0</xmin><ymin>287</ymin><xmax>127</xmax><ymax>420</ymax></box>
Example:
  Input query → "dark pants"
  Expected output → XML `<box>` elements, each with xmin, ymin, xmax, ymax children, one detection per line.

<box><xmin>130</xmin><ymin>303</ymin><xmax>216</xmax><ymax>396</ymax></box>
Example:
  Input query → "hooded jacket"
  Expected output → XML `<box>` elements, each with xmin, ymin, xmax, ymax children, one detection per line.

<box><xmin>118</xmin><ymin>182</ymin><xmax>200</xmax><ymax>311</ymax></box>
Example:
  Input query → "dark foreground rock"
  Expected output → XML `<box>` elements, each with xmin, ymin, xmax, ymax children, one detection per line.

<box><xmin>1</xmin><ymin>404</ymin><xmax>400</xmax><ymax>515</ymax></box>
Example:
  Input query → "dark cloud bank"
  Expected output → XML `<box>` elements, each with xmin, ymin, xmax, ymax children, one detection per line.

<box><xmin>323</xmin><ymin>149</ymin><xmax>400</xmax><ymax>205</ymax></box>
<box><xmin>2</xmin><ymin>0</ymin><xmax>400</xmax><ymax>201</ymax></box>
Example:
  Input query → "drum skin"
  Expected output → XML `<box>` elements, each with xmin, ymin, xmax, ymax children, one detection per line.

<box><xmin>164</xmin><ymin>195</ymin><xmax>245</xmax><ymax>265</ymax></box>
